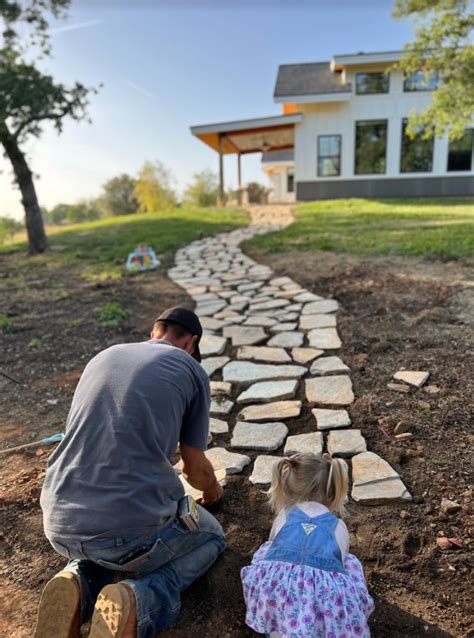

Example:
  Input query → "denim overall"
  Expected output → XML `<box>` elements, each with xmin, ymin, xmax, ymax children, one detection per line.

<box><xmin>265</xmin><ymin>507</ymin><xmax>346</xmax><ymax>575</ymax></box>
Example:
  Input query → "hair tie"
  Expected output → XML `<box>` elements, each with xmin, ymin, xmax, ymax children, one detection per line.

<box><xmin>323</xmin><ymin>453</ymin><xmax>333</xmax><ymax>463</ymax></box>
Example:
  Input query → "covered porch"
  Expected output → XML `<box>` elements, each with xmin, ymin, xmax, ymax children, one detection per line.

<box><xmin>190</xmin><ymin>113</ymin><xmax>302</xmax><ymax>204</ymax></box>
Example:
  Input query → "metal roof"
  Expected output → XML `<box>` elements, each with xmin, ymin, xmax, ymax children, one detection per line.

<box><xmin>273</xmin><ymin>61</ymin><xmax>351</xmax><ymax>101</ymax></box>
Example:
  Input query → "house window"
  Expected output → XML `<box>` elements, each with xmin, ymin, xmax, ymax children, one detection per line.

<box><xmin>318</xmin><ymin>135</ymin><xmax>341</xmax><ymax>177</ymax></box>
<box><xmin>403</xmin><ymin>71</ymin><xmax>438</xmax><ymax>92</ymax></box>
<box><xmin>400</xmin><ymin>119</ymin><xmax>434</xmax><ymax>173</ymax></box>
<box><xmin>287</xmin><ymin>169</ymin><xmax>295</xmax><ymax>192</ymax></box>
<box><xmin>447</xmin><ymin>130</ymin><xmax>473</xmax><ymax>171</ymax></box>
<box><xmin>355</xmin><ymin>121</ymin><xmax>387</xmax><ymax>174</ymax></box>
<box><xmin>355</xmin><ymin>72</ymin><xmax>389</xmax><ymax>95</ymax></box>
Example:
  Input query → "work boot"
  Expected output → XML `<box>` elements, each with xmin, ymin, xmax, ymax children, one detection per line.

<box><xmin>89</xmin><ymin>583</ymin><xmax>137</xmax><ymax>638</ymax></box>
<box><xmin>34</xmin><ymin>571</ymin><xmax>81</xmax><ymax>638</ymax></box>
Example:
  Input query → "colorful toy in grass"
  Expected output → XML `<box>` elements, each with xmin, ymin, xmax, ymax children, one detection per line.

<box><xmin>126</xmin><ymin>244</ymin><xmax>160</xmax><ymax>273</ymax></box>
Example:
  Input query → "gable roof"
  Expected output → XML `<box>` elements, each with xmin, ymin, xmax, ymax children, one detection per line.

<box><xmin>274</xmin><ymin>61</ymin><xmax>351</xmax><ymax>100</ymax></box>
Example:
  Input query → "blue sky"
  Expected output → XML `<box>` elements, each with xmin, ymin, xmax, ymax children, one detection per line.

<box><xmin>2</xmin><ymin>0</ymin><xmax>414</xmax><ymax>219</ymax></box>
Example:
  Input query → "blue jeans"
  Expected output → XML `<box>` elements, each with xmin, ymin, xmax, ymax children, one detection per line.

<box><xmin>48</xmin><ymin>505</ymin><xmax>225</xmax><ymax>638</ymax></box>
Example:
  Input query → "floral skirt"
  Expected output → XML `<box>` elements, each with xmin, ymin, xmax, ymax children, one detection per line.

<box><xmin>241</xmin><ymin>541</ymin><xmax>374</xmax><ymax>637</ymax></box>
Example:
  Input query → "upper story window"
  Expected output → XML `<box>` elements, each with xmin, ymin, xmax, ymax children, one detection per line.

<box><xmin>355</xmin><ymin>120</ymin><xmax>387</xmax><ymax>174</ymax></box>
<box><xmin>400</xmin><ymin>119</ymin><xmax>434</xmax><ymax>173</ymax></box>
<box><xmin>403</xmin><ymin>70</ymin><xmax>438</xmax><ymax>92</ymax></box>
<box><xmin>318</xmin><ymin>135</ymin><xmax>341</xmax><ymax>177</ymax></box>
<box><xmin>287</xmin><ymin>168</ymin><xmax>295</xmax><ymax>192</ymax></box>
<box><xmin>447</xmin><ymin>130</ymin><xmax>473</xmax><ymax>171</ymax></box>
<box><xmin>355</xmin><ymin>72</ymin><xmax>389</xmax><ymax>95</ymax></box>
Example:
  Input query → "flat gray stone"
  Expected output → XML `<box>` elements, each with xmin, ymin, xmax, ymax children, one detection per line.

<box><xmin>284</xmin><ymin>432</ymin><xmax>323</xmax><ymax>456</ymax></box>
<box><xmin>393</xmin><ymin>370</ymin><xmax>430</xmax><ymax>387</ymax></box>
<box><xmin>200</xmin><ymin>334</ymin><xmax>227</xmax><ymax>357</ymax></box>
<box><xmin>307</xmin><ymin>328</ymin><xmax>342</xmax><ymax>349</ymax></box>
<box><xmin>210</xmin><ymin>381</ymin><xmax>232</xmax><ymax>396</ymax></box>
<box><xmin>299</xmin><ymin>314</ymin><xmax>337</xmax><ymax>330</ymax></box>
<box><xmin>242</xmin><ymin>315</ymin><xmax>277</xmax><ymax>327</ymax></box>
<box><xmin>201</xmin><ymin>356</ymin><xmax>230</xmax><ymax>377</ymax></box>
<box><xmin>312</xmin><ymin>408</ymin><xmax>351</xmax><ymax>430</ymax></box>
<box><xmin>231</xmin><ymin>421</ymin><xmax>288</xmax><ymax>450</ymax></box>
<box><xmin>200</xmin><ymin>317</ymin><xmax>226</xmax><ymax>331</ymax></box>
<box><xmin>195</xmin><ymin>301</ymin><xmax>227</xmax><ymax>316</ymax></box>
<box><xmin>351</xmin><ymin>452</ymin><xmax>412</xmax><ymax>504</ymax></box>
<box><xmin>237</xmin><ymin>282</ymin><xmax>262</xmax><ymax>293</ymax></box>
<box><xmin>193</xmin><ymin>292</ymin><xmax>219</xmax><ymax>303</ymax></box>
<box><xmin>223</xmin><ymin>325</ymin><xmax>268</xmax><ymax>346</ymax></box>
<box><xmin>223</xmin><ymin>361</ymin><xmax>306</xmax><ymax>385</ymax></box>
<box><xmin>179</xmin><ymin>469</ymin><xmax>226</xmax><ymax>500</ymax></box>
<box><xmin>291</xmin><ymin>348</ymin><xmax>324</xmax><ymax>365</ymax></box>
<box><xmin>237</xmin><ymin>379</ymin><xmax>298</xmax><ymax>404</ymax></box>
<box><xmin>310</xmin><ymin>356</ymin><xmax>350</xmax><ymax>376</ymax></box>
<box><xmin>239</xmin><ymin>400</ymin><xmax>302</xmax><ymax>422</ymax></box>
<box><xmin>205</xmin><ymin>447</ymin><xmax>251</xmax><ymax>474</ymax></box>
<box><xmin>248</xmin><ymin>299</ymin><xmax>290</xmax><ymax>313</ymax></box>
<box><xmin>249</xmin><ymin>455</ymin><xmax>281</xmax><ymax>484</ymax></box>
<box><xmin>270</xmin><ymin>322</ymin><xmax>298</xmax><ymax>333</ymax></box>
<box><xmin>293</xmin><ymin>292</ymin><xmax>323</xmax><ymax>303</ymax></box>
<box><xmin>210</xmin><ymin>397</ymin><xmax>234</xmax><ymax>415</ymax></box>
<box><xmin>270</xmin><ymin>276</ymin><xmax>294</xmax><ymax>287</ymax></box>
<box><xmin>327</xmin><ymin>429</ymin><xmax>367</xmax><ymax>457</ymax></box>
<box><xmin>306</xmin><ymin>376</ymin><xmax>354</xmax><ymax>406</ymax></box>
<box><xmin>302</xmin><ymin>300</ymin><xmax>339</xmax><ymax>315</ymax></box>
<box><xmin>237</xmin><ymin>346</ymin><xmax>291</xmax><ymax>363</ymax></box>
<box><xmin>209</xmin><ymin>417</ymin><xmax>229</xmax><ymax>434</ymax></box>
<box><xmin>267</xmin><ymin>332</ymin><xmax>304</xmax><ymax>348</ymax></box>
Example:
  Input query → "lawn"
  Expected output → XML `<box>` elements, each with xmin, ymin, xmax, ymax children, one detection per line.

<box><xmin>245</xmin><ymin>198</ymin><xmax>474</xmax><ymax>260</ymax></box>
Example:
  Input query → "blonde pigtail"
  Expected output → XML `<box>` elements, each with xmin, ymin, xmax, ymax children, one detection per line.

<box><xmin>326</xmin><ymin>457</ymin><xmax>349</xmax><ymax>517</ymax></box>
<box><xmin>268</xmin><ymin>458</ymin><xmax>293</xmax><ymax>513</ymax></box>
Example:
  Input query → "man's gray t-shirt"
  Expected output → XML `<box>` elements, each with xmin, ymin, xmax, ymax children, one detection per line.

<box><xmin>40</xmin><ymin>339</ymin><xmax>210</xmax><ymax>540</ymax></box>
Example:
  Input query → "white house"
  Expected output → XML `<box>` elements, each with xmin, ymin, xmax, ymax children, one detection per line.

<box><xmin>191</xmin><ymin>50</ymin><xmax>474</xmax><ymax>202</ymax></box>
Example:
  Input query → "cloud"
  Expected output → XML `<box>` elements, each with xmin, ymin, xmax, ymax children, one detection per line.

<box><xmin>123</xmin><ymin>79</ymin><xmax>158</xmax><ymax>100</ymax></box>
<box><xmin>49</xmin><ymin>19</ymin><xmax>102</xmax><ymax>36</ymax></box>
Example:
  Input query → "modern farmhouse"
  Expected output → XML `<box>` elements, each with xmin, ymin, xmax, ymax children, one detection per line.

<box><xmin>191</xmin><ymin>50</ymin><xmax>474</xmax><ymax>202</ymax></box>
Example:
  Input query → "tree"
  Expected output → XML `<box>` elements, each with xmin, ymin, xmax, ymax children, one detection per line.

<box><xmin>393</xmin><ymin>0</ymin><xmax>474</xmax><ymax>140</ymax></box>
<box><xmin>0</xmin><ymin>1</ymin><xmax>97</xmax><ymax>254</ymax></box>
<box><xmin>134</xmin><ymin>161</ymin><xmax>176</xmax><ymax>213</ymax></box>
<box><xmin>0</xmin><ymin>215</ymin><xmax>23</xmax><ymax>245</ymax></box>
<box><xmin>97</xmin><ymin>173</ymin><xmax>138</xmax><ymax>216</ymax></box>
<box><xmin>46</xmin><ymin>201</ymin><xmax>101</xmax><ymax>225</ymax></box>
<box><xmin>183</xmin><ymin>169</ymin><xmax>218</xmax><ymax>207</ymax></box>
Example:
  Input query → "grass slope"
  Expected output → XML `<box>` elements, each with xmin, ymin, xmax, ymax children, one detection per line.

<box><xmin>246</xmin><ymin>198</ymin><xmax>474</xmax><ymax>260</ymax></box>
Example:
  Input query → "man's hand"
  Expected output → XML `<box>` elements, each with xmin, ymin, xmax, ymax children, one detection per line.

<box><xmin>200</xmin><ymin>481</ymin><xmax>224</xmax><ymax>506</ymax></box>
<box><xmin>180</xmin><ymin>443</ymin><xmax>225</xmax><ymax>506</ymax></box>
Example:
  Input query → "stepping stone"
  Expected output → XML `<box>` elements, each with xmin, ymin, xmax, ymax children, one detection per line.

<box><xmin>310</xmin><ymin>356</ymin><xmax>350</xmax><ymax>376</ymax></box>
<box><xmin>215</xmin><ymin>309</ymin><xmax>238</xmax><ymax>319</ymax></box>
<box><xmin>270</xmin><ymin>322</ymin><xmax>298</xmax><ymax>333</ymax></box>
<box><xmin>223</xmin><ymin>361</ymin><xmax>306</xmax><ymax>385</ymax></box>
<box><xmin>210</xmin><ymin>381</ymin><xmax>232</xmax><ymax>396</ymax></box>
<box><xmin>200</xmin><ymin>334</ymin><xmax>227</xmax><ymax>357</ymax></box>
<box><xmin>302</xmin><ymin>300</ymin><xmax>339</xmax><ymax>315</ymax></box>
<box><xmin>305</xmin><ymin>376</ymin><xmax>354</xmax><ymax>406</ymax></box>
<box><xmin>238</xmin><ymin>282</ymin><xmax>262</xmax><ymax>293</ymax></box>
<box><xmin>299</xmin><ymin>314</ymin><xmax>337</xmax><ymax>330</ymax></box>
<box><xmin>351</xmin><ymin>452</ymin><xmax>412</xmax><ymax>504</ymax></box>
<box><xmin>242</xmin><ymin>316</ymin><xmax>277</xmax><ymax>327</ymax></box>
<box><xmin>393</xmin><ymin>370</ymin><xmax>430</xmax><ymax>388</ymax></box>
<box><xmin>248</xmin><ymin>299</ymin><xmax>290</xmax><ymax>313</ymax></box>
<box><xmin>223</xmin><ymin>325</ymin><xmax>268</xmax><ymax>347</ymax></box>
<box><xmin>179</xmin><ymin>469</ymin><xmax>227</xmax><ymax>501</ymax></box>
<box><xmin>237</xmin><ymin>346</ymin><xmax>291</xmax><ymax>363</ymax></box>
<box><xmin>193</xmin><ymin>292</ymin><xmax>219</xmax><ymax>302</ymax></box>
<box><xmin>195</xmin><ymin>301</ymin><xmax>227</xmax><ymax>316</ymax></box>
<box><xmin>200</xmin><ymin>317</ymin><xmax>225</xmax><ymax>331</ymax></box>
<box><xmin>284</xmin><ymin>432</ymin><xmax>323</xmax><ymax>456</ymax></box>
<box><xmin>231</xmin><ymin>421</ymin><xmax>288</xmax><ymax>450</ymax></box>
<box><xmin>312</xmin><ymin>408</ymin><xmax>351</xmax><ymax>430</ymax></box>
<box><xmin>210</xmin><ymin>397</ymin><xmax>234</xmax><ymax>415</ymax></box>
<box><xmin>209</xmin><ymin>417</ymin><xmax>229</xmax><ymax>434</ymax></box>
<box><xmin>182</xmin><ymin>277</ymin><xmax>221</xmax><ymax>287</ymax></box>
<box><xmin>205</xmin><ymin>447</ymin><xmax>251</xmax><ymax>475</ymax></box>
<box><xmin>239</xmin><ymin>400</ymin><xmax>302</xmax><ymax>422</ymax></box>
<box><xmin>307</xmin><ymin>328</ymin><xmax>342</xmax><ymax>349</ymax></box>
<box><xmin>291</xmin><ymin>348</ymin><xmax>324</xmax><ymax>365</ymax></box>
<box><xmin>270</xmin><ymin>276</ymin><xmax>294</xmax><ymax>287</ymax></box>
<box><xmin>267</xmin><ymin>332</ymin><xmax>304</xmax><ymax>348</ymax></box>
<box><xmin>236</xmin><ymin>379</ymin><xmax>298</xmax><ymax>404</ymax></box>
<box><xmin>327</xmin><ymin>429</ymin><xmax>367</xmax><ymax>457</ymax></box>
<box><xmin>249</xmin><ymin>455</ymin><xmax>281</xmax><ymax>484</ymax></box>
<box><xmin>222</xmin><ymin>316</ymin><xmax>245</xmax><ymax>325</ymax></box>
<box><xmin>293</xmin><ymin>292</ymin><xmax>324</xmax><ymax>303</ymax></box>
<box><xmin>201</xmin><ymin>356</ymin><xmax>230</xmax><ymax>377</ymax></box>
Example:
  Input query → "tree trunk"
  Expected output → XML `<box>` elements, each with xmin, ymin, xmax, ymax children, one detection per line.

<box><xmin>0</xmin><ymin>123</ymin><xmax>48</xmax><ymax>254</ymax></box>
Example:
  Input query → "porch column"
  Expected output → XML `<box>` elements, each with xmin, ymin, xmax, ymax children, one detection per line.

<box><xmin>218</xmin><ymin>133</ymin><xmax>224</xmax><ymax>206</ymax></box>
<box><xmin>237</xmin><ymin>152</ymin><xmax>242</xmax><ymax>205</ymax></box>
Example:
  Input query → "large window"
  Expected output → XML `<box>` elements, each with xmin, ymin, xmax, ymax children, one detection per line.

<box><xmin>287</xmin><ymin>168</ymin><xmax>295</xmax><ymax>192</ymax></box>
<box><xmin>355</xmin><ymin>72</ymin><xmax>389</xmax><ymax>95</ymax></box>
<box><xmin>447</xmin><ymin>130</ymin><xmax>473</xmax><ymax>172</ymax></box>
<box><xmin>355</xmin><ymin>121</ymin><xmax>387</xmax><ymax>174</ymax></box>
<box><xmin>403</xmin><ymin>71</ymin><xmax>438</xmax><ymax>92</ymax></box>
<box><xmin>400</xmin><ymin>119</ymin><xmax>434</xmax><ymax>173</ymax></box>
<box><xmin>318</xmin><ymin>135</ymin><xmax>341</xmax><ymax>177</ymax></box>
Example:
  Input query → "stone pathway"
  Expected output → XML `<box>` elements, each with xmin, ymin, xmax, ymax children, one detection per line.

<box><xmin>168</xmin><ymin>206</ymin><xmax>411</xmax><ymax>504</ymax></box>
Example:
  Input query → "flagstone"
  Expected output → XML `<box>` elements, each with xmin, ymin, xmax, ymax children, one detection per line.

<box><xmin>237</xmin><ymin>282</ymin><xmax>262</xmax><ymax>293</ymax></box>
<box><xmin>249</xmin><ymin>455</ymin><xmax>282</xmax><ymax>484</ymax></box>
<box><xmin>200</xmin><ymin>356</ymin><xmax>230</xmax><ymax>376</ymax></box>
<box><xmin>179</xmin><ymin>469</ymin><xmax>227</xmax><ymax>500</ymax></box>
<box><xmin>351</xmin><ymin>452</ymin><xmax>412</xmax><ymax>504</ymax></box>
<box><xmin>299</xmin><ymin>314</ymin><xmax>337</xmax><ymax>330</ymax></box>
<box><xmin>210</xmin><ymin>381</ymin><xmax>232</xmax><ymax>396</ymax></box>
<box><xmin>223</xmin><ymin>361</ymin><xmax>306</xmax><ymax>385</ymax></box>
<box><xmin>284</xmin><ymin>432</ymin><xmax>323</xmax><ymax>456</ymax></box>
<box><xmin>200</xmin><ymin>334</ymin><xmax>227</xmax><ymax>357</ymax></box>
<box><xmin>239</xmin><ymin>400</ymin><xmax>302</xmax><ymax>422</ymax></box>
<box><xmin>305</xmin><ymin>376</ymin><xmax>354</xmax><ymax>406</ymax></box>
<box><xmin>310</xmin><ymin>356</ymin><xmax>350</xmax><ymax>376</ymax></box>
<box><xmin>193</xmin><ymin>292</ymin><xmax>219</xmax><ymax>303</ymax></box>
<box><xmin>302</xmin><ymin>300</ymin><xmax>339</xmax><ymax>315</ymax></box>
<box><xmin>195</xmin><ymin>301</ymin><xmax>227</xmax><ymax>316</ymax></box>
<box><xmin>242</xmin><ymin>316</ymin><xmax>278</xmax><ymax>327</ymax></box>
<box><xmin>236</xmin><ymin>346</ymin><xmax>291</xmax><ymax>363</ymax></box>
<box><xmin>231</xmin><ymin>421</ymin><xmax>288</xmax><ymax>450</ymax></box>
<box><xmin>393</xmin><ymin>370</ymin><xmax>430</xmax><ymax>388</ymax></box>
<box><xmin>327</xmin><ymin>429</ymin><xmax>367</xmax><ymax>457</ymax></box>
<box><xmin>312</xmin><ymin>408</ymin><xmax>351</xmax><ymax>430</ymax></box>
<box><xmin>270</xmin><ymin>276</ymin><xmax>295</xmax><ymax>287</ymax></box>
<box><xmin>267</xmin><ymin>332</ymin><xmax>304</xmax><ymax>348</ymax></box>
<box><xmin>307</xmin><ymin>328</ymin><xmax>342</xmax><ymax>349</ymax></box>
<box><xmin>209</xmin><ymin>417</ymin><xmax>229</xmax><ymax>434</ymax></box>
<box><xmin>210</xmin><ymin>397</ymin><xmax>234</xmax><ymax>415</ymax></box>
<box><xmin>293</xmin><ymin>292</ymin><xmax>324</xmax><ymax>303</ymax></box>
<box><xmin>248</xmin><ymin>299</ymin><xmax>291</xmax><ymax>313</ymax></box>
<box><xmin>200</xmin><ymin>317</ymin><xmax>225</xmax><ymax>331</ymax></box>
<box><xmin>236</xmin><ymin>379</ymin><xmax>298</xmax><ymax>404</ymax></box>
<box><xmin>269</xmin><ymin>322</ymin><xmax>298</xmax><ymax>333</ymax></box>
<box><xmin>222</xmin><ymin>325</ymin><xmax>268</xmax><ymax>346</ymax></box>
<box><xmin>291</xmin><ymin>348</ymin><xmax>324</xmax><ymax>365</ymax></box>
<box><xmin>205</xmin><ymin>447</ymin><xmax>251</xmax><ymax>475</ymax></box>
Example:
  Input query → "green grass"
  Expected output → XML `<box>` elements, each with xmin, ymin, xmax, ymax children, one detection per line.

<box><xmin>99</xmin><ymin>302</ymin><xmax>132</xmax><ymax>328</ymax></box>
<box><xmin>246</xmin><ymin>198</ymin><xmax>474</xmax><ymax>260</ymax></box>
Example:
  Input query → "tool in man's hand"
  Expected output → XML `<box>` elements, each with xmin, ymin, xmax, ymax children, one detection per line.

<box><xmin>0</xmin><ymin>432</ymin><xmax>64</xmax><ymax>455</ymax></box>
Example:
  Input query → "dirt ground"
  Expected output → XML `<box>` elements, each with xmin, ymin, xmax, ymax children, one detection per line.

<box><xmin>1</xmin><ymin>247</ymin><xmax>473</xmax><ymax>638</ymax></box>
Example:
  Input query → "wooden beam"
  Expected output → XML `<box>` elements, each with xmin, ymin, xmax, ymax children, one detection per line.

<box><xmin>218</xmin><ymin>133</ymin><xmax>224</xmax><ymax>206</ymax></box>
<box><xmin>237</xmin><ymin>153</ymin><xmax>242</xmax><ymax>205</ymax></box>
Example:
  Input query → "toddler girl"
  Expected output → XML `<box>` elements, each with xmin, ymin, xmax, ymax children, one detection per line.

<box><xmin>241</xmin><ymin>453</ymin><xmax>374</xmax><ymax>637</ymax></box>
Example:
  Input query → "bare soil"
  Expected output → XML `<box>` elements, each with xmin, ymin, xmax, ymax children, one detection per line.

<box><xmin>1</xmin><ymin>248</ymin><xmax>473</xmax><ymax>638</ymax></box>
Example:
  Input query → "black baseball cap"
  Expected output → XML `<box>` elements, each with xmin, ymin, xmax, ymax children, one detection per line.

<box><xmin>156</xmin><ymin>306</ymin><xmax>203</xmax><ymax>362</ymax></box>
